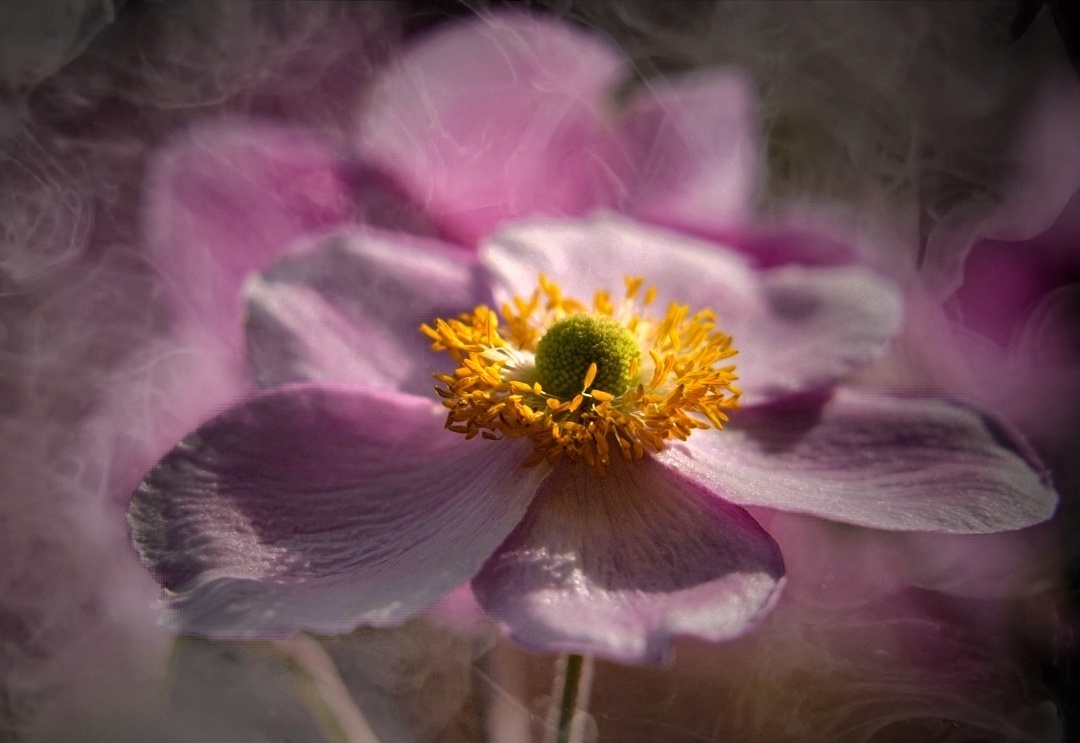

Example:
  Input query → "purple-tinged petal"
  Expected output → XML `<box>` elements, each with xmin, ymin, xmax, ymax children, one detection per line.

<box><xmin>735</xmin><ymin>263</ymin><xmax>901</xmax><ymax>402</ymax></box>
<box><xmin>619</xmin><ymin>71</ymin><xmax>762</xmax><ymax>231</ymax></box>
<box><xmin>657</xmin><ymin>389</ymin><xmax>1057</xmax><ymax>533</ymax></box>
<box><xmin>748</xmin><ymin>509</ymin><xmax>1053</xmax><ymax>606</ymax></box>
<box><xmin>349</xmin><ymin>162</ymin><xmax>444</xmax><ymax>238</ymax></box>
<box><xmin>906</xmin><ymin>187</ymin><xmax>1080</xmax><ymax>438</ymax></box>
<box><xmin>923</xmin><ymin>71</ymin><xmax>1080</xmax><ymax>296</ymax></box>
<box><xmin>483</xmin><ymin>215</ymin><xmax>759</xmax><ymax>318</ymax></box>
<box><xmin>144</xmin><ymin>121</ymin><xmax>355</xmax><ymax>339</ymax></box>
<box><xmin>127</xmin><ymin>383</ymin><xmax>547</xmax><ymax>638</ymax></box>
<box><xmin>244</xmin><ymin>228</ymin><xmax>484</xmax><ymax>395</ymax></box>
<box><xmin>705</xmin><ymin>219</ymin><xmax>863</xmax><ymax>269</ymax></box>
<box><xmin>946</xmin><ymin>185</ymin><xmax>1080</xmax><ymax>352</ymax></box>
<box><xmin>483</xmin><ymin>215</ymin><xmax>901</xmax><ymax>403</ymax></box>
<box><xmin>354</xmin><ymin>12</ymin><xmax>629</xmax><ymax>246</ymax></box>
<box><xmin>472</xmin><ymin>457</ymin><xmax>784</xmax><ymax>664</ymax></box>
<box><xmin>423</xmin><ymin>583</ymin><xmax>492</xmax><ymax>634</ymax></box>
<box><xmin>908</xmin><ymin>285</ymin><xmax>1080</xmax><ymax>442</ymax></box>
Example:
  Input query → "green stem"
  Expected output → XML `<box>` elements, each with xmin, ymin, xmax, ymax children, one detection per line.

<box><xmin>554</xmin><ymin>654</ymin><xmax>593</xmax><ymax>743</ymax></box>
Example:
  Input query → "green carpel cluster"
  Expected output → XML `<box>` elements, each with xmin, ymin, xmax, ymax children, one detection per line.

<box><xmin>534</xmin><ymin>313</ymin><xmax>641</xmax><ymax>399</ymax></box>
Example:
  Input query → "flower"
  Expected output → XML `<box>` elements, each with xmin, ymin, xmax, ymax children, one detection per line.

<box><xmin>907</xmin><ymin>71</ymin><xmax>1080</xmax><ymax>442</ymax></box>
<box><xmin>126</xmin><ymin>12</ymin><xmax>1058</xmax><ymax>665</ymax></box>
<box><xmin>923</xmin><ymin>187</ymin><xmax>1080</xmax><ymax>442</ymax></box>
<box><xmin>128</xmin><ymin>211</ymin><xmax>1057</xmax><ymax>664</ymax></box>
<box><xmin>421</xmin><ymin>270</ymin><xmax>741</xmax><ymax>476</ymax></box>
<box><xmin>142</xmin><ymin>10</ymin><xmax>775</xmax><ymax>354</ymax></box>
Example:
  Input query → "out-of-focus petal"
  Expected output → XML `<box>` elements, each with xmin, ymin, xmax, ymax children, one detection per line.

<box><xmin>423</xmin><ymin>583</ymin><xmax>492</xmax><ymax>634</ymax></box>
<box><xmin>736</xmin><ymin>263</ymin><xmax>901</xmax><ymax>402</ymax></box>
<box><xmin>705</xmin><ymin>220</ymin><xmax>863</xmax><ymax>269</ymax></box>
<box><xmin>906</xmin><ymin>186</ymin><xmax>1080</xmax><ymax>438</ymax></box>
<box><xmin>127</xmin><ymin>383</ymin><xmax>547</xmax><ymax>638</ymax></box>
<box><xmin>657</xmin><ymin>388</ymin><xmax>1057</xmax><ymax>533</ymax></box>
<box><xmin>354</xmin><ymin>12</ymin><xmax>628</xmax><ymax>246</ymax></box>
<box><xmin>144</xmin><ymin>122</ymin><xmax>355</xmax><ymax>340</ymax></box>
<box><xmin>483</xmin><ymin>215</ymin><xmax>901</xmax><ymax>403</ymax></box>
<box><xmin>942</xmin><ymin>186</ymin><xmax>1080</xmax><ymax>353</ymax></box>
<box><xmin>1018</xmin><ymin>283</ymin><xmax>1080</xmax><ymax>367</ymax></box>
<box><xmin>483</xmin><ymin>215</ymin><xmax>758</xmax><ymax>315</ymax></box>
<box><xmin>244</xmin><ymin>228</ymin><xmax>485</xmax><ymax>395</ymax></box>
<box><xmin>472</xmin><ymin>457</ymin><xmax>784</xmax><ymax>664</ymax></box>
<box><xmin>923</xmin><ymin>72</ymin><xmax>1080</xmax><ymax>296</ymax></box>
<box><xmin>747</xmin><ymin>508</ymin><xmax>1054</xmax><ymax>606</ymax></box>
<box><xmin>619</xmin><ymin>71</ymin><xmax>762</xmax><ymax>231</ymax></box>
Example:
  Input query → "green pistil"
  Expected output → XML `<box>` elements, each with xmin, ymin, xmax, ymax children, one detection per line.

<box><xmin>534</xmin><ymin>313</ymin><xmax>641</xmax><ymax>399</ymax></box>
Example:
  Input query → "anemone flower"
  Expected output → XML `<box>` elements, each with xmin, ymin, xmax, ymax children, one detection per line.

<box><xmin>128</xmin><ymin>209</ymin><xmax>1057</xmax><ymax>664</ymax></box>
<box><xmin>126</xmin><ymin>12</ymin><xmax>1057</xmax><ymax>665</ymax></box>
<box><xmin>889</xmin><ymin>66</ymin><xmax>1080</xmax><ymax>449</ymax></box>
<box><xmin>910</xmin><ymin>69</ymin><xmax>1080</xmax><ymax>442</ymax></box>
<box><xmin>924</xmin><ymin>187</ymin><xmax>1080</xmax><ymax>443</ymax></box>
<box><xmin>144</xmin><ymin>10</ymin><xmax>773</xmax><ymax>354</ymax></box>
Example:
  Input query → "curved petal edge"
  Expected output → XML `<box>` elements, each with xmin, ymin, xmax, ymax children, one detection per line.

<box><xmin>127</xmin><ymin>383</ymin><xmax>547</xmax><ymax>637</ymax></box>
<box><xmin>658</xmin><ymin>389</ymin><xmax>1058</xmax><ymax>533</ymax></box>
<box><xmin>472</xmin><ymin>457</ymin><xmax>785</xmax><ymax>664</ymax></box>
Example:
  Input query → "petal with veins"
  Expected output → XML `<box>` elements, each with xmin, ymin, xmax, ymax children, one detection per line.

<box><xmin>472</xmin><ymin>457</ymin><xmax>784</xmax><ymax>664</ymax></box>
<box><xmin>245</xmin><ymin>228</ymin><xmax>485</xmax><ymax>395</ymax></box>
<box><xmin>484</xmin><ymin>215</ymin><xmax>901</xmax><ymax>403</ymax></box>
<box><xmin>127</xmin><ymin>383</ymin><xmax>547</xmax><ymax>638</ymax></box>
<box><xmin>658</xmin><ymin>389</ymin><xmax>1057</xmax><ymax>533</ymax></box>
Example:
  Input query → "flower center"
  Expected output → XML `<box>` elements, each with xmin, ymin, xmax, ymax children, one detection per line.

<box><xmin>534</xmin><ymin>313</ymin><xmax>641</xmax><ymax>399</ymax></box>
<box><xmin>421</xmin><ymin>275</ymin><xmax>740</xmax><ymax>477</ymax></box>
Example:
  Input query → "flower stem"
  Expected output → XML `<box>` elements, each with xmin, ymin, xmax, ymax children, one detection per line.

<box><xmin>275</xmin><ymin>634</ymin><xmax>382</xmax><ymax>743</ymax></box>
<box><xmin>552</xmin><ymin>653</ymin><xmax>594</xmax><ymax>743</ymax></box>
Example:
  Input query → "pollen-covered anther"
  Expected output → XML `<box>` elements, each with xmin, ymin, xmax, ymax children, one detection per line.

<box><xmin>423</xmin><ymin>275</ymin><xmax>740</xmax><ymax>476</ymax></box>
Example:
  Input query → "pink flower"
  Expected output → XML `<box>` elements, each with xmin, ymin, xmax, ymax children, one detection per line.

<box><xmin>910</xmin><ymin>70</ymin><xmax>1080</xmax><ymax>440</ymax></box>
<box><xmin>143</xmin><ymin>11</ymin><xmax>781</xmax><ymax>349</ymax></box>
<box><xmin>127</xmin><ymin>13</ymin><xmax>1057</xmax><ymax>664</ymax></box>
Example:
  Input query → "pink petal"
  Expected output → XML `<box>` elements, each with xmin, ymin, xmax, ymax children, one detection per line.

<box><xmin>910</xmin><ymin>288</ymin><xmax>1080</xmax><ymax>442</ymax></box>
<box><xmin>483</xmin><ymin>215</ymin><xmax>901</xmax><ymax>403</ymax></box>
<box><xmin>619</xmin><ymin>71</ymin><xmax>762</xmax><ymax>231</ymax></box>
<box><xmin>911</xmin><ymin>187</ymin><xmax>1080</xmax><ymax>437</ymax></box>
<box><xmin>748</xmin><ymin>509</ymin><xmax>1053</xmax><ymax>606</ymax></box>
<box><xmin>472</xmin><ymin>457</ymin><xmax>784</xmax><ymax>664</ymax></box>
<box><xmin>423</xmin><ymin>583</ymin><xmax>491</xmax><ymax>634</ymax></box>
<box><xmin>127</xmin><ymin>383</ymin><xmax>548</xmax><ymax>638</ymax></box>
<box><xmin>735</xmin><ymin>263</ymin><xmax>901</xmax><ymax>402</ymax></box>
<box><xmin>354</xmin><ymin>12</ymin><xmax>629</xmax><ymax>246</ymax></box>
<box><xmin>244</xmin><ymin>227</ymin><xmax>482</xmax><ymax>395</ymax></box>
<box><xmin>483</xmin><ymin>215</ymin><xmax>759</xmax><ymax>318</ymax></box>
<box><xmin>144</xmin><ymin>121</ymin><xmax>355</xmax><ymax>341</ymax></box>
<box><xmin>657</xmin><ymin>389</ymin><xmax>1057</xmax><ymax>533</ymax></box>
<box><xmin>923</xmin><ymin>71</ymin><xmax>1080</xmax><ymax>296</ymax></box>
<box><xmin>705</xmin><ymin>220</ymin><xmax>862</xmax><ymax>269</ymax></box>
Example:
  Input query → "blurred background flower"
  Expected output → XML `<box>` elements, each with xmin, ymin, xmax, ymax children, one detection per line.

<box><xmin>2</xmin><ymin>1</ymin><xmax>1078</xmax><ymax>742</ymax></box>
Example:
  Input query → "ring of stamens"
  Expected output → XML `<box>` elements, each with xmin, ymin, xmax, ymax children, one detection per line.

<box><xmin>421</xmin><ymin>275</ymin><xmax>741</xmax><ymax>477</ymax></box>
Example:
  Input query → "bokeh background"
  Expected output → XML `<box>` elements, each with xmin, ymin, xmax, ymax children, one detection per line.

<box><xmin>1</xmin><ymin>1</ymin><xmax>1078</xmax><ymax>741</ymax></box>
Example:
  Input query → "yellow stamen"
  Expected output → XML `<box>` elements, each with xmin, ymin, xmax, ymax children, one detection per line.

<box><xmin>582</xmin><ymin>362</ymin><xmax>598</xmax><ymax>391</ymax></box>
<box><xmin>423</xmin><ymin>275</ymin><xmax>740</xmax><ymax>476</ymax></box>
